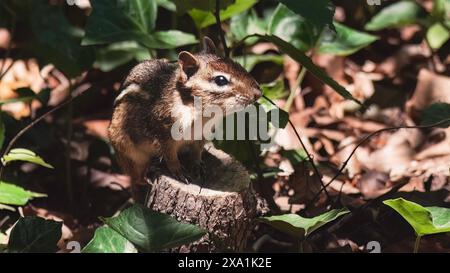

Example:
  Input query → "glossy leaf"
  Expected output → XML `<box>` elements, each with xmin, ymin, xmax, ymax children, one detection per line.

<box><xmin>94</xmin><ymin>41</ymin><xmax>150</xmax><ymax>72</ymax></box>
<box><xmin>421</xmin><ymin>103</ymin><xmax>450</xmax><ymax>128</ymax></box>
<box><xmin>233</xmin><ymin>54</ymin><xmax>284</xmax><ymax>72</ymax></box>
<box><xmin>365</xmin><ymin>1</ymin><xmax>424</xmax><ymax>31</ymax></box>
<box><xmin>318</xmin><ymin>22</ymin><xmax>378</xmax><ymax>56</ymax></box>
<box><xmin>260</xmin><ymin>208</ymin><xmax>350</xmax><ymax>238</ymax></box>
<box><xmin>170</xmin><ymin>0</ymin><xmax>235</xmax><ymax>14</ymax></box>
<box><xmin>268</xmin><ymin>4</ymin><xmax>321</xmax><ymax>52</ymax></box>
<box><xmin>384</xmin><ymin>198</ymin><xmax>450</xmax><ymax>236</ymax></box>
<box><xmin>260</xmin><ymin>80</ymin><xmax>286</xmax><ymax>100</ymax></box>
<box><xmin>189</xmin><ymin>0</ymin><xmax>257</xmax><ymax>29</ymax></box>
<box><xmin>83</xmin><ymin>0</ymin><xmax>196</xmax><ymax>49</ymax></box>
<box><xmin>426</xmin><ymin>23</ymin><xmax>450</xmax><ymax>49</ymax></box>
<box><xmin>230</xmin><ymin>9</ymin><xmax>267</xmax><ymax>44</ymax></box>
<box><xmin>0</xmin><ymin>181</ymin><xmax>46</xmax><ymax>206</ymax></box>
<box><xmin>2</xmin><ymin>148</ymin><xmax>54</xmax><ymax>169</ymax></box>
<box><xmin>152</xmin><ymin>31</ymin><xmax>198</xmax><ymax>49</ymax></box>
<box><xmin>102</xmin><ymin>204</ymin><xmax>206</xmax><ymax>252</ymax></box>
<box><xmin>7</xmin><ymin>217</ymin><xmax>62</xmax><ymax>253</ymax></box>
<box><xmin>82</xmin><ymin>226</ymin><xmax>138</xmax><ymax>253</ymax></box>
<box><xmin>278</xmin><ymin>0</ymin><xmax>335</xmax><ymax>31</ymax></box>
<box><xmin>29</xmin><ymin>0</ymin><xmax>94</xmax><ymax>78</ymax></box>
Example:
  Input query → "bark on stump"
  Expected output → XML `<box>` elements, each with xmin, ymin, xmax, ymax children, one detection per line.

<box><xmin>145</xmin><ymin>145</ymin><xmax>268</xmax><ymax>252</ymax></box>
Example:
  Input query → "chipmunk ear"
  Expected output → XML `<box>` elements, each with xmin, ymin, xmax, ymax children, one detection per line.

<box><xmin>178</xmin><ymin>51</ymin><xmax>199</xmax><ymax>78</ymax></box>
<box><xmin>201</xmin><ymin>36</ymin><xmax>217</xmax><ymax>54</ymax></box>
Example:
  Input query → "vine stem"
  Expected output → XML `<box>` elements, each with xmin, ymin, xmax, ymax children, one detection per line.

<box><xmin>263</xmin><ymin>95</ymin><xmax>331</xmax><ymax>201</ymax></box>
<box><xmin>414</xmin><ymin>236</ymin><xmax>422</xmax><ymax>253</ymax></box>
<box><xmin>0</xmin><ymin>80</ymin><xmax>89</xmax><ymax>181</ymax></box>
<box><xmin>283</xmin><ymin>66</ymin><xmax>307</xmax><ymax>112</ymax></box>
<box><xmin>214</xmin><ymin>0</ymin><xmax>230</xmax><ymax>58</ymax></box>
<box><xmin>65</xmin><ymin>80</ymin><xmax>74</xmax><ymax>209</ymax></box>
<box><xmin>305</xmin><ymin>118</ymin><xmax>450</xmax><ymax>209</ymax></box>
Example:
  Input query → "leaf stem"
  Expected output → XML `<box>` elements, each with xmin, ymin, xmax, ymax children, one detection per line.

<box><xmin>214</xmin><ymin>0</ymin><xmax>230</xmax><ymax>57</ymax></box>
<box><xmin>0</xmin><ymin>80</ymin><xmax>89</xmax><ymax>181</ymax></box>
<box><xmin>283</xmin><ymin>65</ymin><xmax>307</xmax><ymax>112</ymax></box>
<box><xmin>414</xmin><ymin>235</ymin><xmax>422</xmax><ymax>253</ymax></box>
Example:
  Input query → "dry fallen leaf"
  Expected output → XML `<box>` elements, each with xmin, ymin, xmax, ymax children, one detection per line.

<box><xmin>406</xmin><ymin>68</ymin><xmax>450</xmax><ymax>119</ymax></box>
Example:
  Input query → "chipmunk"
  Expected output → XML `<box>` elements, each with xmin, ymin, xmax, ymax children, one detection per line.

<box><xmin>108</xmin><ymin>37</ymin><xmax>262</xmax><ymax>199</ymax></box>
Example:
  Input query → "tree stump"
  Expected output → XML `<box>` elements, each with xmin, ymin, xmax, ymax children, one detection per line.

<box><xmin>145</xmin><ymin>144</ymin><xmax>268</xmax><ymax>252</ymax></box>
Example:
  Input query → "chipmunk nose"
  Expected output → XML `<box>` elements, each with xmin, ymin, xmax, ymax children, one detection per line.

<box><xmin>251</xmin><ymin>88</ymin><xmax>262</xmax><ymax>101</ymax></box>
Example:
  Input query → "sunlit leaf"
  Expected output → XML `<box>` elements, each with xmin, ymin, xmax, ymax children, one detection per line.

<box><xmin>318</xmin><ymin>22</ymin><xmax>378</xmax><ymax>56</ymax></box>
<box><xmin>188</xmin><ymin>0</ymin><xmax>257</xmax><ymax>29</ymax></box>
<box><xmin>2</xmin><ymin>148</ymin><xmax>54</xmax><ymax>169</ymax></box>
<box><xmin>0</xmin><ymin>181</ymin><xmax>46</xmax><ymax>206</ymax></box>
<box><xmin>260</xmin><ymin>208</ymin><xmax>350</xmax><ymax>239</ymax></box>
<box><xmin>426</xmin><ymin>23</ymin><xmax>450</xmax><ymax>49</ymax></box>
<box><xmin>82</xmin><ymin>226</ymin><xmax>138</xmax><ymax>253</ymax></box>
<box><xmin>170</xmin><ymin>0</ymin><xmax>235</xmax><ymax>14</ymax></box>
<box><xmin>365</xmin><ymin>1</ymin><xmax>424</xmax><ymax>31</ymax></box>
<box><xmin>233</xmin><ymin>54</ymin><xmax>283</xmax><ymax>72</ymax></box>
<box><xmin>384</xmin><ymin>198</ymin><xmax>450</xmax><ymax>236</ymax></box>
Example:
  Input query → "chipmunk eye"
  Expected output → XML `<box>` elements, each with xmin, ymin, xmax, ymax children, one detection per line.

<box><xmin>213</xmin><ymin>75</ymin><xmax>229</xmax><ymax>86</ymax></box>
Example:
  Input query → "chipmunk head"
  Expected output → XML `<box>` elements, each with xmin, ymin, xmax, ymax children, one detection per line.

<box><xmin>177</xmin><ymin>37</ymin><xmax>262</xmax><ymax>112</ymax></box>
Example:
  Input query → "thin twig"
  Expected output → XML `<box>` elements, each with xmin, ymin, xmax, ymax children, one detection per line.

<box><xmin>306</xmin><ymin>118</ymin><xmax>450</xmax><ymax>208</ymax></box>
<box><xmin>0</xmin><ymin>81</ymin><xmax>89</xmax><ymax>180</ymax></box>
<box><xmin>214</xmin><ymin>0</ymin><xmax>230</xmax><ymax>57</ymax></box>
<box><xmin>263</xmin><ymin>95</ymin><xmax>331</xmax><ymax>201</ymax></box>
<box><xmin>65</xmin><ymin>80</ymin><xmax>74</xmax><ymax>209</ymax></box>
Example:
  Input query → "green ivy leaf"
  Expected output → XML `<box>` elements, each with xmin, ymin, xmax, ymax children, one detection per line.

<box><xmin>188</xmin><ymin>0</ymin><xmax>258</xmax><ymax>29</ymax></box>
<box><xmin>102</xmin><ymin>204</ymin><xmax>206</xmax><ymax>252</ymax></box>
<box><xmin>258</xmin><ymin>34</ymin><xmax>361</xmax><ymax>105</ymax></box>
<box><xmin>384</xmin><ymin>198</ymin><xmax>450</xmax><ymax>237</ymax></box>
<box><xmin>94</xmin><ymin>41</ymin><xmax>151</xmax><ymax>72</ymax></box>
<box><xmin>233</xmin><ymin>54</ymin><xmax>284</xmax><ymax>72</ymax></box>
<box><xmin>365</xmin><ymin>1</ymin><xmax>424</xmax><ymax>31</ymax></box>
<box><xmin>170</xmin><ymin>0</ymin><xmax>235</xmax><ymax>14</ymax></box>
<box><xmin>2</xmin><ymin>148</ymin><xmax>54</xmax><ymax>169</ymax></box>
<box><xmin>83</xmin><ymin>0</ymin><xmax>197</xmax><ymax>49</ymax></box>
<box><xmin>152</xmin><ymin>30</ymin><xmax>198</xmax><ymax>49</ymax></box>
<box><xmin>318</xmin><ymin>22</ymin><xmax>378</xmax><ymax>56</ymax></box>
<box><xmin>29</xmin><ymin>0</ymin><xmax>94</xmax><ymax>78</ymax></box>
<box><xmin>421</xmin><ymin>103</ymin><xmax>450</xmax><ymax>128</ymax></box>
<box><xmin>82</xmin><ymin>226</ymin><xmax>138</xmax><ymax>253</ymax></box>
<box><xmin>7</xmin><ymin>217</ymin><xmax>62</xmax><ymax>253</ymax></box>
<box><xmin>260</xmin><ymin>80</ymin><xmax>286</xmax><ymax>100</ymax></box>
<box><xmin>426</xmin><ymin>23</ymin><xmax>450</xmax><ymax>49</ymax></box>
<box><xmin>268</xmin><ymin>4</ymin><xmax>321</xmax><ymax>52</ymax></box>
<box><xmin>230</xmin><ymin>9</ymin><xmax>267</xmax><ymax>45</ymax></box>
<box><xmin>260</xmin><ymin>208</ymin><xmax>350</xmax><ymax>239</ymax></box>
<box><xmin>0</xmin><ymin>181</ymin><xmax>46</xmax><ymax>206</ymax></box>
<box><xmin>278</xmin><ymin>0</ymin><xmax>335</xmax><ymax>31</ymax></box>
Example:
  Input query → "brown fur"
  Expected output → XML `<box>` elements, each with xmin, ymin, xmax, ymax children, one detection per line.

<box><xmin>108</xmin><ymin>37</ymin><xmax>262</xmax><ymax>200</ymax></box>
